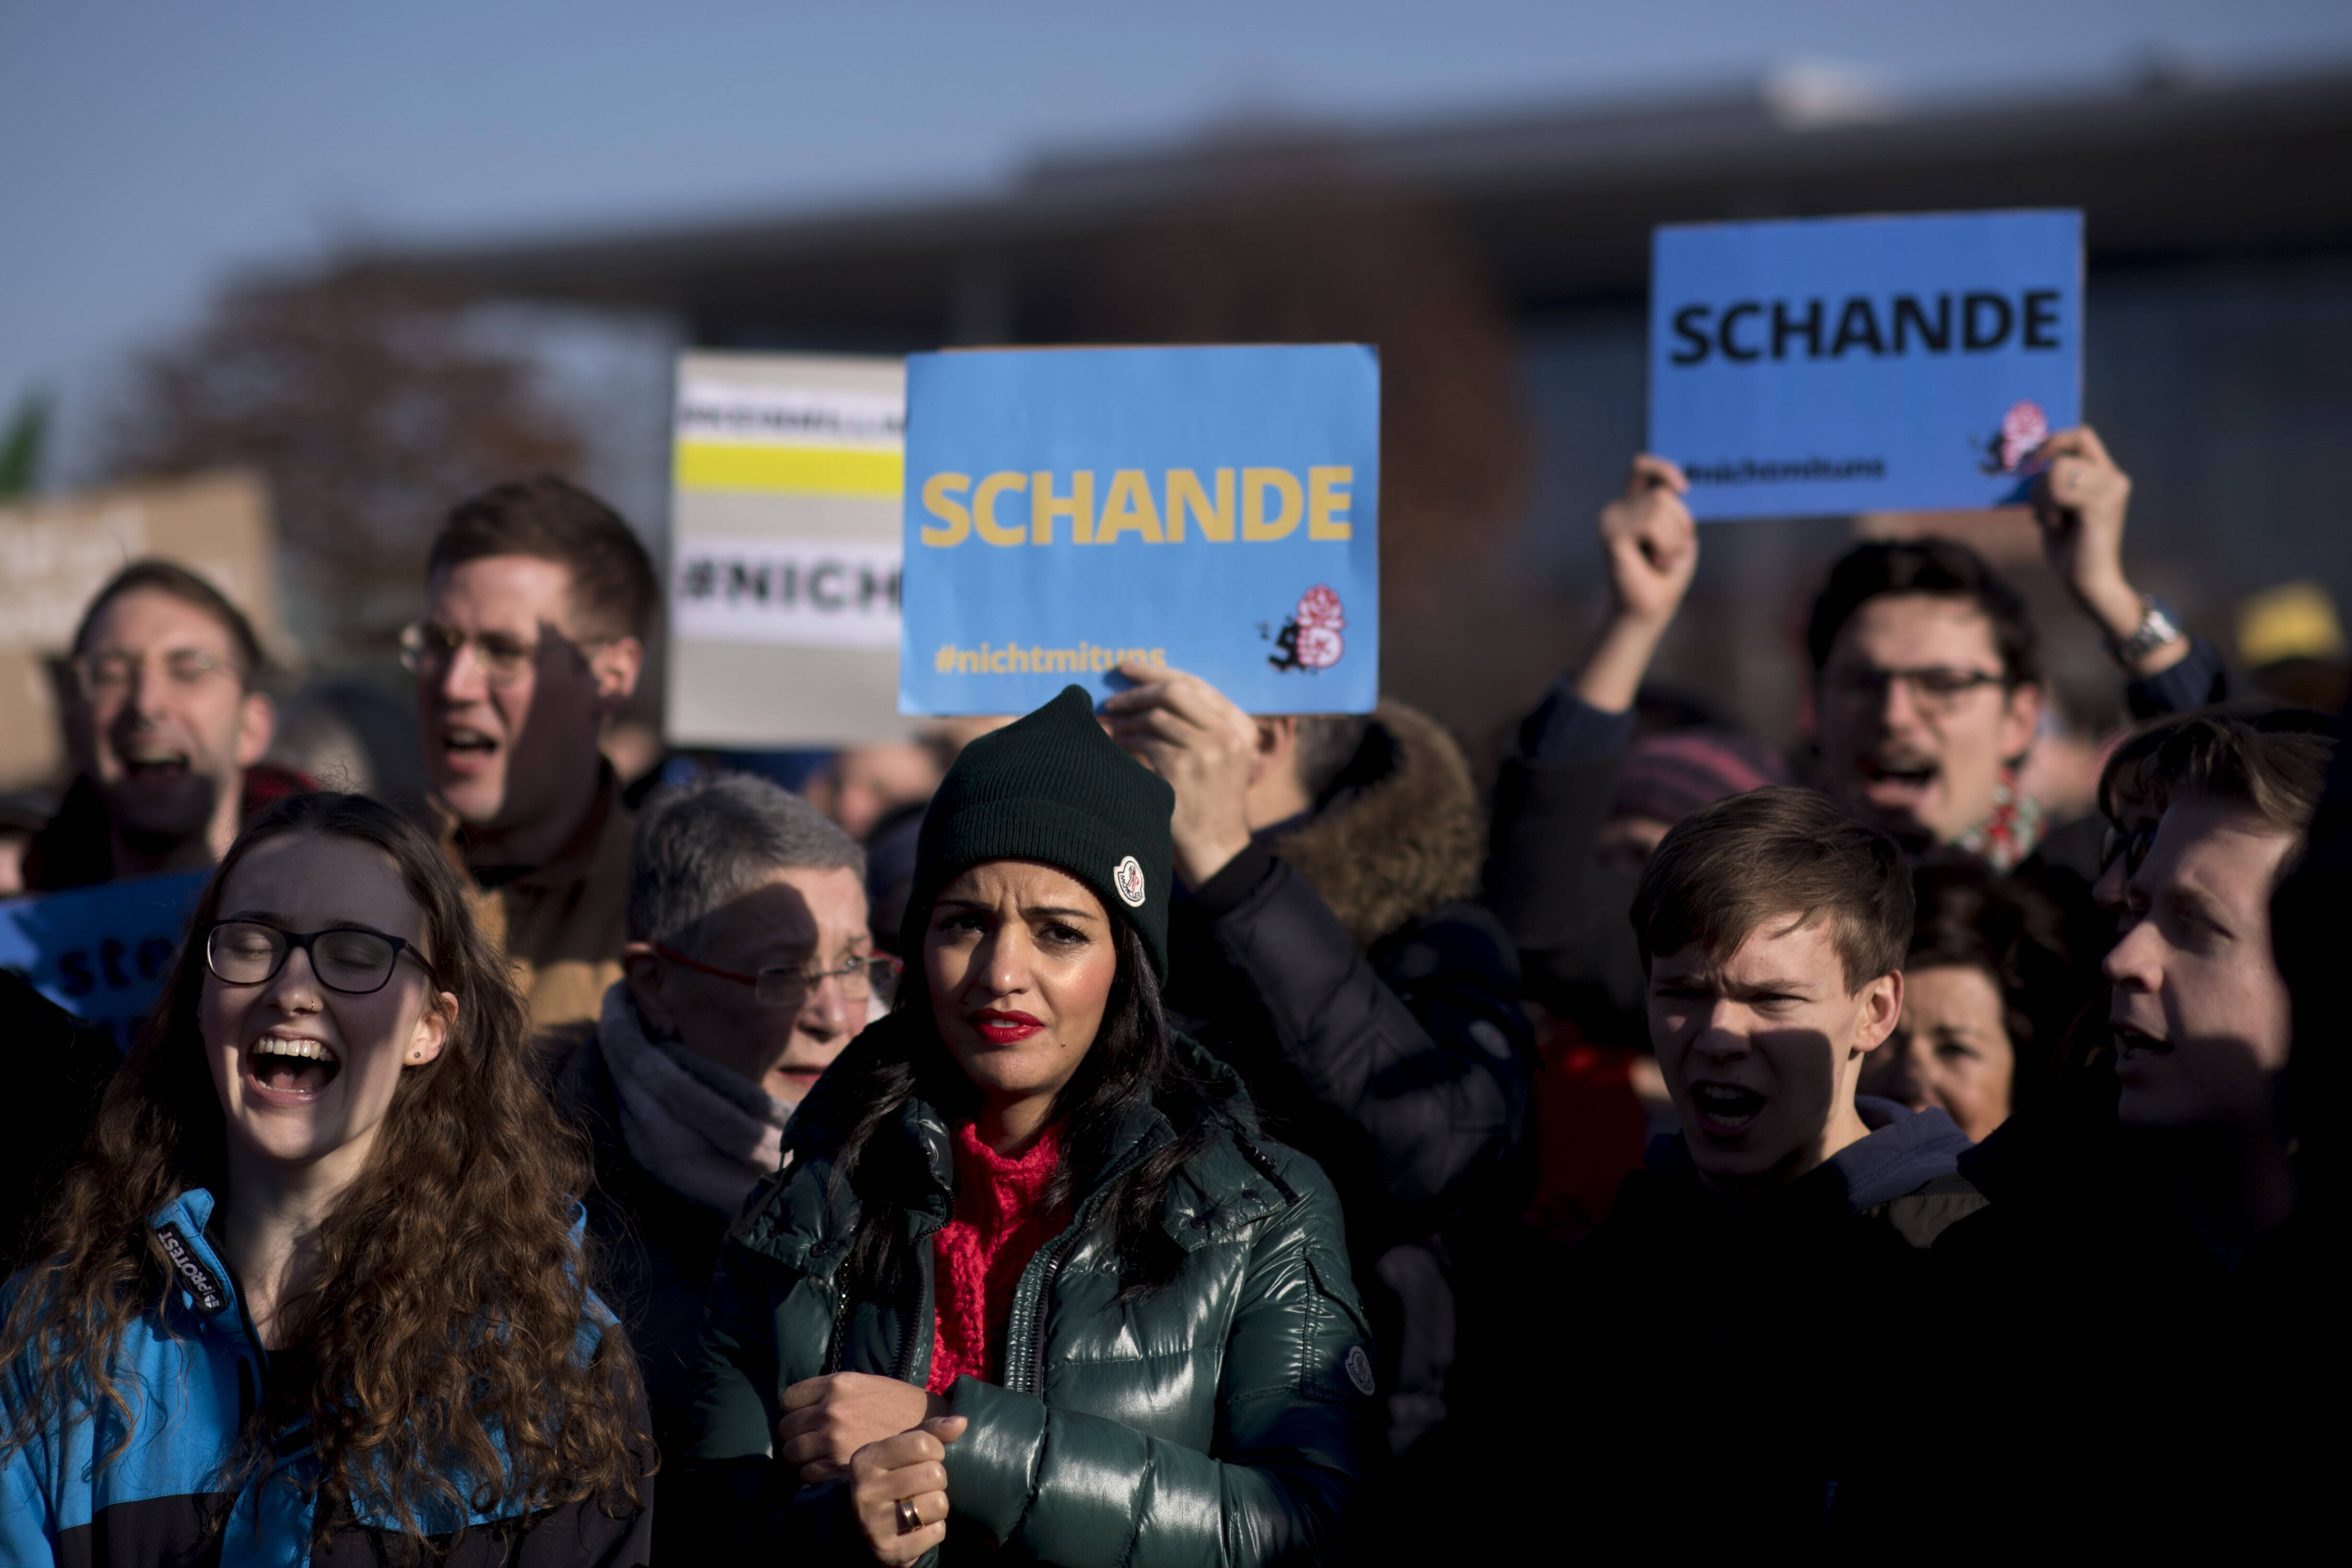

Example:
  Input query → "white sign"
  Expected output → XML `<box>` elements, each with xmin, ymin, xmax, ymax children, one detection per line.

<box><xmin>670</xmin><ymin>536</ymin><xmax>902</xmax><ymax>649</ymax></box>
<box><xmin>664</xmin><ymin>351</ymin><xmax>913</xmax><ymax>748</ymax></box>
<box><xmin>676</xmin><ymin>382</ymin><xmax>904</xmax><ymax>449</ymax></box>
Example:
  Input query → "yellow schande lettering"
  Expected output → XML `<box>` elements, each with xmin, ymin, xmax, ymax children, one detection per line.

<box><xmin>1095</xmin><ymin>470</ymin><xmax>1164</xmax><ymax>544</ymax></box>
<box><xmin>1308</xmin><ymin>466</ymin><xmax>1352</xmax><ymax>540</ymax></box>
<box><xmin>1243</xmin><ymin>468</ymin><xmax>1303</xmax><ymax>541</ymax></box>
<box><xmin>1032</xmin><ymin>470</ymin><xmax>1094</xmax><ymax>545</ymax></box>
<box><xmin>973</xmin><ymin>472</ymin><xmax>1027</xmax><ymax>546</ymax></box>
<box><xmin>920</xmin><ymin>473</ymin><xmax>971</xmax><ymax>546</ymax></box>
<box><xmin>1167</xmin><ymin>468</ymin><xmax>1233</xmax><ymax>542</ymax></box>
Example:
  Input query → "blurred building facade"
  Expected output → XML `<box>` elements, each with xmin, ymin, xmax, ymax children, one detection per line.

<box><xmin>359</xmin><ymin>65</ymin><xmax>2352</xmax><ymax>760</ymax></box>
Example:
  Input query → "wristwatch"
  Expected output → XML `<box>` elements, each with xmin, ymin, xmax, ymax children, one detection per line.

<box><xmin>2109</xmin><ymin>594</ymin><xmax>2184</xmax><ymax>666</ymax></box>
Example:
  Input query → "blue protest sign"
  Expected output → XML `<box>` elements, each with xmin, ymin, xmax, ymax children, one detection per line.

<box><xmin>899</xmin><ymin>345</ymin><xmax>1379</xmax><ymax>714</ymax></box>
<box><xmin>1650</xmin><ymin>210</ymin><xmax>2083</xmax><ymax>519</ymax></box>
<box><xmin>0</xmin><ymin>871</ymin><xmax>208</xmax><ymax>1050</ymax></box>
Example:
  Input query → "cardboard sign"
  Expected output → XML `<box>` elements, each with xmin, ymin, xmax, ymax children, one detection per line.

<box><xmin>1649</xmin><ymin>210</ymin><xmax>2083</xmax><ymax>519</ymax></box>
<box><xmin>0</xmin><ymin>470</ymin><xmax>280</xmax><ymax>792</ymax></box>
<box><xmin>664</xmin><ymin>353</ymin><xmax>917</xmax><ymax>747</ymax></box>
<box><xmin>0</xmin><ymin>870</ymin><xmax>209</xmax><ymax>1050</ymax></box>
<box><xmin>899</xmin><ymin>345</ymin><xmax>1380</xmax><ymax>715</ymax></box>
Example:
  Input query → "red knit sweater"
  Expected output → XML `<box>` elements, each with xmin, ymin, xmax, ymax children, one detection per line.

<box><xmin>927</xmin><ymin>1121</ymin><xmax>1070</xmax><ymax>1394</ymax></box>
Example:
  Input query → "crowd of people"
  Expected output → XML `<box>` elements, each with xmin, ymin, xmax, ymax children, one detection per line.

<box><xmin>0</xmin><ymin>428</ymin><xmax>2333</xmax><ymax>1563</ymax></box>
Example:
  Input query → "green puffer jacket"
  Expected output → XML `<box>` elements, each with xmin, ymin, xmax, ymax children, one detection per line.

<box><xmin>687</xmin><ymin>1016</ymin><xmax>1373</xmax><ymax>1565</ymax></box>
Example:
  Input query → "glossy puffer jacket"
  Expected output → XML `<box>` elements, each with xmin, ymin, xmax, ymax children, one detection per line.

<box><xmin>687</xmin><ymin>1016</ymin><xmax>1373</xmax><ymax>1566</ymax></box>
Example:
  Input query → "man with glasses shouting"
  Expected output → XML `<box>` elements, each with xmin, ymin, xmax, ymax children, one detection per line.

<box><xmin>23</xmin><ymin>560</ymin><xmax>301</xmax><ymax>891</ymax></box>
<box><xmin>1485</xmin><ymin>434</ymin><xmax>2230</xmax><ymax>1100</ymax></box>
<box><xmin>542</xmin><ymin>772</ymin><xmax>885</xmax><ymax>1481</ymax></box>
<box><xmin>405</xmin><ymin>475</ymin><xmax>657</xmax><ymax>1030</ymax></box>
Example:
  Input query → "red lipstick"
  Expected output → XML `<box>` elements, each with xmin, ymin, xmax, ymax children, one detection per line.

<box><xmin>970</xmin><ymin>1009</ymin><xmax>1044</xmax><ymax>1044</ymax></box>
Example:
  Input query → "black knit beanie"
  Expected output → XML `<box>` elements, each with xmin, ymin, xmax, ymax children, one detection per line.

<box><xmin>901</xmin><ymin>685</ymin><xmax>1177</xmax><ymax>978</ymax></box>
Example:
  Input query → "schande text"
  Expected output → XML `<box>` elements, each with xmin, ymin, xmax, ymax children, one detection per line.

<box><xmin>918</xmin><ymin>467</ymin><xmax>1354</xmax><ymax>547</ymax></box>
<box><xmin>1666</xmin><ymin>291</ymin><xmax>2064</xmax><ymax>366</ymax></box>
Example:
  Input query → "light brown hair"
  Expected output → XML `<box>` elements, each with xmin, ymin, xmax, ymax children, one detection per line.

<box><xmin>427</xmin><ymin>474</ymin><xmax>657</xmax><ymax>639</ymax></box>
<box><xmin>1632</xmin><ymin>785</ymin><xmax>1913</xmax><ymax>991</ymax></box>
<box><xmin>0</xmin><ymin>792</ymin><xmax>645</xmax><ymax>1545</ymax></box>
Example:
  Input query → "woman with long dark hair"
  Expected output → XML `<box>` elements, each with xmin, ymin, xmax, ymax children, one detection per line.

<box><xmin>0</xmin><ymin>792</ymin><xmax>652</xmax><ymax>1565</ymax></box>
<box><xmin>689</xmin><ymin>687</ymin><xmax>1370</xmax><ymax>1565</ymax></box>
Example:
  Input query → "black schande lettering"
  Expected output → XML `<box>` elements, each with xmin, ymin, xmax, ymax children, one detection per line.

<box><xmin>1772</xmin><ymin>299</ymin><xmax>1822</xmax><ymax>360</ymax></box>
<box><xmin>1894</xmin><ymin>295</ymin><xmax>1950</xmax><ymax>353</ymax></box>
<box><xmin>2023</xmin><ymin>289</ymin><xmax>2062</xmax><ymax>350</ymax></box>
<box><xmin>1666</xmin><ymin>289</ymin><xmax>2063</xmax><ymax>363</ymax></box>
<box><xmin>1963</xmin><ymin>292</ymin><xmax>2013</xmax><ymax>350</ymax></box>
<box><xmin>1718</xmin><ymin>302</ymin><xmax>1763</xmax><ymax>361</ymax></box>
<box><xmin>1831</xmin><ymin>297</ymin><xmax>1886</xmax><ymax>356</ymax></box>
<box><xmin>808</xmin><ymin>564</ymin><xmax>845</xmax><ymax>610</ymax></box>
<box><xmin>1671</xmin><ymin>305</ymin><xmax>1712</xmax><ymax>365</ymax></box>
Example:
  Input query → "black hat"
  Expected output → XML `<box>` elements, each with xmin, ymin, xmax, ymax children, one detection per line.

<box><xmin>902</xmin><ymin>685</ymin><xmax>1177</xmax><ymax>977</ymax></box>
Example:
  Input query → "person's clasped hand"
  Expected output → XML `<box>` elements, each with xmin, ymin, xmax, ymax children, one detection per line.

<box><xmin>775</xmin><ymin>1373</ymin><xmax>950</xmax><ymax>1483</ymax></box>
<box><xmin>850</xmin><ymin>1416</ymin><xmax>967</xmax><ymax>1565</ymax></box>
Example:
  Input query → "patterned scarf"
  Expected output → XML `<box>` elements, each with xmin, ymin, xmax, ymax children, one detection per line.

<box><xmin>1955</xmin><ymin>767</ymin><xmax>2047</xmax><ymax>874</ymax></box>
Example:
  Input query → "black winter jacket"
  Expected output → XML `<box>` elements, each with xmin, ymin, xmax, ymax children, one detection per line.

<box><xmin>1161</xmin><ymin>703</ymin><xmax>1532</xmax><ymax>1457</ymax></box>
<box><xmin>541</xmin><ymin>1018</ymin><xmax>736</xmax><ymax>1480</ymax></box>
<box><xmin>1458</xmin><ymin>1100</ymin><xmax>1984</xmax><ymax>1545</ymax></box>
<box><xmin>687</xmin><ymin>1016</ymin><xmax>1373</xmax><ymax>1566</ymax></box>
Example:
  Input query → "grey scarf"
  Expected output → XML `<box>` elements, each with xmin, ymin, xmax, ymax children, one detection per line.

<box><xmin>594</xmin><ymin>980</ymin><xmax>793</xmax><ymax>1216</ymax></box>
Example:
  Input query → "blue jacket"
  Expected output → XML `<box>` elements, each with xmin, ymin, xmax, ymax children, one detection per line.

<box><xmin>1</xmin><ymin>1189</ymin><xmax>652</xmax><ymax>1568</ymax></box>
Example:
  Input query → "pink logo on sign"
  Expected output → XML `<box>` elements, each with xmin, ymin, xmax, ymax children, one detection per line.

<box><xmin>1987</xmin><ymin>399</ymin><xmax>2049</xmax><ymax>474</ymax></box>
<box><xmin>1269</xmin><ymin>585</ymin><xmax>1346</xmax><ymax>673</ymax></box>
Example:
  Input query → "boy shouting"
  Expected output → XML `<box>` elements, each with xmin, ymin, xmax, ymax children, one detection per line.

<box><xmin>1483</xmin><ymin>787</ymin><xmax>1982</xmax><ymax>1541</ymax></box>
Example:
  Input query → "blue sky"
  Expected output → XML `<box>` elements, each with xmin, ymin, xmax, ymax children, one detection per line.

<box><xmin>6</xmin><ymin>0</ymin><xmax>2351</xmax><ymax>480</ymax></box>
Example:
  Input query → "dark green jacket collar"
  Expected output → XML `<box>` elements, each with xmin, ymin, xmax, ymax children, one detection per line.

<box><xmin>742</xmin><ymin>1010</ymin><xmax>1288</xmax><ymax>1273</ymax></box>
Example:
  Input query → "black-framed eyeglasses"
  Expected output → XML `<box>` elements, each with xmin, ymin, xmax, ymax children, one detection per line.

<box><xmin>2099</xmin><ymin>821</ymin><xmax>2159</xmax><ymax>882</ymax></box>
<box><xmin>1822</xmin><ymin>665</ymin><xmax>2007</xmax><ymax>714</ymax></box>
<box><xmin>653</xmin><ymin>944</ymin><xmax>901</xmax><ymax>1007</ymax></box>
<box><xmin>203</xmin><ymin>920</ymin><xmax>430</xmax><ymax>996</ymax></box>
<box><xmin>398</xmin><ymin>621</ymin><xmax>618</xmax><ymax>686</ymax></box>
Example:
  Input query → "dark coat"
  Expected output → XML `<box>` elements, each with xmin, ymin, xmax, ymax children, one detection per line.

<box><xmin>542</xmin><ymin>1020</ymin><xmax>736</xmax><ymax>1480</ymax></box>
<box><xmin>0</xmin><ymin>970</ymin><xmax>121</xmax><ymax>1270</ymax></box>
<box><xmin>1455</xmin><ymin>1099</ymin><xmax>1984</xmax><ymax>1545</ymax></box>
<box><xmin>1922</xmin><ymin>1080</ymin><xmax>2325</xmax><ymax>1545</ymax></box>
<box><xmin>19</xmin><ymin>764</ymin><xmax>313</xmax><ymax>892</ymax></box>
<box><xmin>687</xmin><ymin>1015</ymin><xmax>1372</xmax><ymax>1566</ymax></box>
<box><xmin>1161</xmin><ymin>701</ymin><xmax>1532</xmax><ymax>1457</ymax></box>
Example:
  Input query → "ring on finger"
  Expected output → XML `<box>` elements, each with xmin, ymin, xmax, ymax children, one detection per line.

<box><xmin>897</xmin><ymin>1498</ymin><xmax>923</xmax><ymax>1533</ymax></box>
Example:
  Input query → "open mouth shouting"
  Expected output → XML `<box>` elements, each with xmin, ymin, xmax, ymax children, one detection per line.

<box><xmin>1687</xmin><ymin>1079</ymin><xmax>1769</xmax><ymax>1135</ymax></box>
<box><xmin>2111</xmin><ymin>1022</ymin><xmax>2171</xmax><ymax>1072</ymax></box>
<box><xmin>245</xmin><ymin>1034</ymin><xmax>343</xmax><ymax>1104</ymax></box>
<box><xmin>439</xmin><ymin>724</ymin><xmax>501</xmax><ymax>777</ymax></box>
<box><xmin>118</xmin><ymin>744</ymin><xmax>193</xmax><ymax>784</ymax></box>
<box><xmin>1857</xmin><ymin>754</ymin><xmax>1940</xmax><ymax>811</ymax></box>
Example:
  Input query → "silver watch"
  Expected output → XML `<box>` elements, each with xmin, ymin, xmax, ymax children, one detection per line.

<box><xmin>2110</xmin><ymin>595</ymin><xmax>2183</xmax><ymax>666</ymax></box>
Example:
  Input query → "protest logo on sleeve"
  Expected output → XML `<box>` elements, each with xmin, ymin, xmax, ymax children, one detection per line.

<box><xmin>898</xmin><ymin>345</ymin><xmax>1380</xmax><ymax>716</ymax></box>
<box><xmin>1649</xmin><ymin>209</ymin><xmax>2083</xmax><ymax>520</ymax></box>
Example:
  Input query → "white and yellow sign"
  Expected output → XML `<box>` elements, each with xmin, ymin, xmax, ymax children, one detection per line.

<box><xmin>665</xmin><ymin>353</ymin><xmax>912</xmax><ymax>748</ymax></box>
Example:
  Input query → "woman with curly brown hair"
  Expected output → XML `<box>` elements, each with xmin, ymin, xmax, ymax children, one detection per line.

<box><xmin>0</xmin><ymin>792</ymin><xmax>653</xmax><ymax>1566</ymax></box>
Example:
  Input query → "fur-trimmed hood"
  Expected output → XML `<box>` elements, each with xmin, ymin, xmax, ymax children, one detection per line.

<box><xmin>1269</xmin><ymin>700</ymin><xmax>1484</xmax><ymax>951</ymax></box>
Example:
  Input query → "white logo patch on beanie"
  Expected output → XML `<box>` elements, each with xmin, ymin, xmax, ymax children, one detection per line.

<box><xmin>1113</xmin><ymin>855</ymin><xmax>1147</xmax><ymax>907</ymax></box>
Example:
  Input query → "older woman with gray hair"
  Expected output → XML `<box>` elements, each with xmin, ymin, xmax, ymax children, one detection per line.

<box><xmin>543</xmin><ymin>771</ymin><xmax>899</xmax><ymax>1472</ymax></box>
